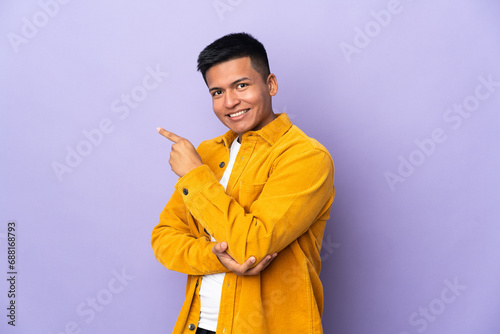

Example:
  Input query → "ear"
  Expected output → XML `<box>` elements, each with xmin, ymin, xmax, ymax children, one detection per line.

<box><xmin>267</xmin><ymin>74</ymin><xmax>278</xmax><ymax>96</ymax></box>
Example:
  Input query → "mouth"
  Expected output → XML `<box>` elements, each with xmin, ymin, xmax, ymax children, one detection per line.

<box><xmin>227</xmin><ymin>109</ymin><xmax>249</xmax><ymax>118</ymax></box>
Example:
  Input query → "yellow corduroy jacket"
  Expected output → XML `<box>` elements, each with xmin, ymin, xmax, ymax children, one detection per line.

<box><xmin>151</xmin><ymin>113</ymin><xmax>335</xmax><ymax>334</ymax></box>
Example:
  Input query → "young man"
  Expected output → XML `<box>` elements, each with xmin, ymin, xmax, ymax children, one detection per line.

<box><xmin>151</xmin><ymin>33</ymin><xmax>334</xmax><ymax>334</ymax></box>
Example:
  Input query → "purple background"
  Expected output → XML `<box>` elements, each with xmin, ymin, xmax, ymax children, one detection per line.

<box><xmin>1</xmin><ymin>1</ymin><xmax>500</xmax><ymax>333</ymax></box>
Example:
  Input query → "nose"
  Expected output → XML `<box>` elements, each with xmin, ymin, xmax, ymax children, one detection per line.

<box><xmin>224</xmin><ymin>89</ymin><xmax>240</xmax><ymax>109</ymax></box>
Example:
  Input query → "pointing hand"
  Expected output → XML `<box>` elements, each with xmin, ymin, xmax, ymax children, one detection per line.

<box><xmin>157</xmin><ymin>127</ymin><xmax>203</xmax><ymax>177</ymax></box>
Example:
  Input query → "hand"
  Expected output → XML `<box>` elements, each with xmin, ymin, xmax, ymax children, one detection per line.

<box><xmin>212</xmin><ymin>241</ymin><xmax>278</xmax><ymax>276</ymax></box>
<box><xmin>157</xmin><ymin>127</ymin><xmax>203</xmax><ymax>177</ymax></box>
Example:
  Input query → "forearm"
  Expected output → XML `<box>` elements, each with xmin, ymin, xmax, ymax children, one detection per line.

<box><xmin>151</xmin><ymin>194</ymin><xmax>229</xmax><ymax>275</ymax></box>
<box><xmin>151</xmin><ymin>226</ymin><xmax>229</xmax><ymax>275</ymax></box>
<box><xmin>175</xmin><ymin>151</ymin><xmax>335</xmax><ymax>264</ymax></box>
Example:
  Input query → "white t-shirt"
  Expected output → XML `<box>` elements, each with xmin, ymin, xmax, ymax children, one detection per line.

<box><xmin>198</xmin><ymin>138</ymin><xmax>241</xmax><ymax>331</ymax></box>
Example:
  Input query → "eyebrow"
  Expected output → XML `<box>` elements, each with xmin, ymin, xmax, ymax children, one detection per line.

<box><xmin>208</xmin><ymin>77</ymin><xmax>251</xmax><ymax>93</ymax></box>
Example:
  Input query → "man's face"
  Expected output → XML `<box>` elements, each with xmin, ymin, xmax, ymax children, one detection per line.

<box><xmin>205</xmin><ymin>57</ymin><xmax>278</xmax><ymax>139</ymax></box>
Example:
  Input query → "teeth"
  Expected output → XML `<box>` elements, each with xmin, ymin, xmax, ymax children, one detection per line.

<box><xmin>229</xmin><ymin>109</ymin><xmax>248</xmax><ymax>118</ymax></box>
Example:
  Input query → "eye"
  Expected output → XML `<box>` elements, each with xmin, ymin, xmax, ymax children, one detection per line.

<box><xmin>237</xmin><ymin>83</ymin><xmax>248</xmax><ymax>89</ymax></box>
<box><xmin>212</xmin><ymin>90</ymin><xmax>223</xmax><ymax>97</ymax></box>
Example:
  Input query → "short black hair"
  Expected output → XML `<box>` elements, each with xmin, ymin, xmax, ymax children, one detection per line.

<box><xmin>197</xmin><ymin>32</ymin><xmax>270</xmax><ymax>84</ymax></box>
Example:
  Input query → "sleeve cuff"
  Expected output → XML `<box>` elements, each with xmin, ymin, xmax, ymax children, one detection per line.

<box><xmin>175</xmin><ymin>164</ymin><xmax>219</xmax><ymax>201</ymax></box>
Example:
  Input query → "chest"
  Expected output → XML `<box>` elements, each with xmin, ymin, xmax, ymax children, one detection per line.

<box><xmin>203</xmin><ymin>139</ymin><xmax>278</xmax><ymax>209</ymax></box>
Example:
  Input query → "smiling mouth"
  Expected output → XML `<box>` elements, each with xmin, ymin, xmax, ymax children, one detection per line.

<box><xmin>228</xmin><ymin>109</ymin><xmax>249</xmax><ymax>118</ymax></box>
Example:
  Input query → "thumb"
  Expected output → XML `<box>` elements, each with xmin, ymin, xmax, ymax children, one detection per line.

<box><xmin>212</xmin><ymin>241</ymin><xmax>227</xmax><ymax>255</ymax></box>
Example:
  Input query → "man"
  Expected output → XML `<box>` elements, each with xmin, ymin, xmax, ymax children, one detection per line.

<box><xmin>151</xmin><ymin>32</ymin><xmax>334</xmax><ymax>334</ymax></box>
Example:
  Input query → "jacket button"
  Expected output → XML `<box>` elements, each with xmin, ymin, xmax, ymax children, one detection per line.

<box><xmin>183</xmin><ymin>188</ymin><xmax>188</xmax><ymax>195</ymax></box>
<box><xmin>219</xmin><ymin>161</ymin><xmax>225</xmax><ymax>168</ymax></box>
<box><xmin>188</xmin><ymin>323</ymin><xmax>195</xmax><ymax>330</ymax></box>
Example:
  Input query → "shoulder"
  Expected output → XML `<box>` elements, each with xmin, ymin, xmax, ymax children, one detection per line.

<box><xmin>278</xmin><ymin>124</ymin><xmax>332</xmax><ymax>159</ymax></box>
<box><xmin>270</xmin><ymin>124</ymin><xmax>334</xmax><ymax>173</ymax></box>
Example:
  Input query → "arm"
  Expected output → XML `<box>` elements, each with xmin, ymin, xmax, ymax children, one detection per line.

<box><xmin>151</xmin><ymin>189</ymin><xmax>230</xmax><ymax>276</ymax></box>
<box><xmin>154</xmin><ymin>127</ymin><xmax>334</xmax><ymax>267</ymax></box>
<box><xmin>152</xmin><ymin>169</ymin><xmax>278</xmax><ymax>276</ymax></box>
<box><xmin>176</xmin><ymin>146</ymin><xmax>334</xmax><ymax>264</ymax></box>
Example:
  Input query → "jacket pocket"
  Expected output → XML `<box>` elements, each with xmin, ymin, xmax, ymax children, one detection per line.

<box><xmin>238</xmin><ymin>181</ymin><xmax>266</xmax><ymax>212</ymax></box>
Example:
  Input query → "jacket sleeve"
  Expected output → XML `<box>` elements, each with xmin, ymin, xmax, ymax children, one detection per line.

<box><xmin>174</xmin><ymin>146</ymin><xmax>335</xmax><ymax>264</ymax></box>
<box><xmin>151</xmin><ymin>189</ymin><xmax>230</xmax><ymax>275</ymax></box>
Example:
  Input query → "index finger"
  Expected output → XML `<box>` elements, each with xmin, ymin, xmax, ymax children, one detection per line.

<box><xmin>156</xmin><ymin>127</ymin><xmax>183</xmax><ymax>142</ymax></box>
<box><xmin>238</xmin><ymin>256</ymin><xmax>257</xmax><ymax>273</ymax></box>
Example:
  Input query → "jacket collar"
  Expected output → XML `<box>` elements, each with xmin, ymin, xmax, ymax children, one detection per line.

<box><xmin>214</xmin><ymin>113</ymin><xmax>293</xmax><ymax>147</ymax></box>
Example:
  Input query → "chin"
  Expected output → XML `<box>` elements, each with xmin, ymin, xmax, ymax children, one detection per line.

<box><xmin>227</xmin><ymin>123</ymin><xmax>251</xmax><ymax>135</ymax></box>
